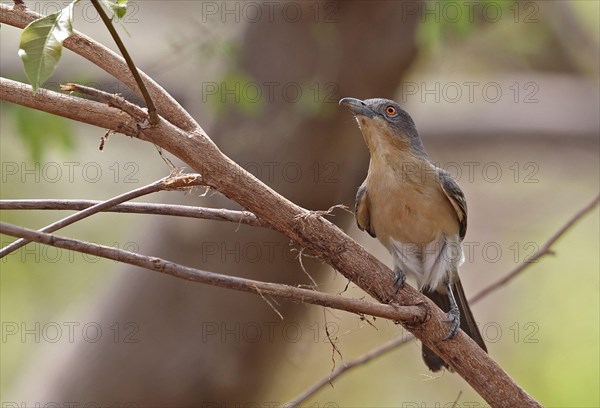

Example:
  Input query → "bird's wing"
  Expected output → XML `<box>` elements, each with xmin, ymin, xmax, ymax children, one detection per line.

<box><xmin>438</xmin><ymin>169</ymin><xmax>467</xmax><ymax>240</ymax></box>
<box><xmin>355</xmin><ymin>181</ymin><xmax>376</xmax><ymax>238</ymax></box>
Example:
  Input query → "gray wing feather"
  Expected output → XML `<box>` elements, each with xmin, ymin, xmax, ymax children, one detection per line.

<box><xmin>355</xmin><ymin>182</ymin><xmax>376</xmax><ymax>238</ymax></box>
<box><xmin>438</xmin><ymin>170</ymin><xmax>467</xmax><ymax>240</ymax></box>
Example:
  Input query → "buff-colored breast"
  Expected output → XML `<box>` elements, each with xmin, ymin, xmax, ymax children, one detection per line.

<box><xmin>365</xmin><ymin>149</ymin><xmax>459</xmax><ymax>252</ymax></box>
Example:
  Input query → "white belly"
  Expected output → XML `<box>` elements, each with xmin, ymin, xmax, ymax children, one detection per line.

<box><xmin>390</xmin><ymin>234</ymin><xmax>464</xmax><ymax>291</ymax></box>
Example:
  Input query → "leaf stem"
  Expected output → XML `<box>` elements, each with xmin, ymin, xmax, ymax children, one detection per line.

<box><xmin>90</xmin><ymin>0</ymin><xmax>159</xmax><ymax>125</ymax></box>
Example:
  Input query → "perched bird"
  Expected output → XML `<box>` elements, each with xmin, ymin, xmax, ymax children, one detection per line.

<box><xmin>340</xmin><ymin>97</ymin><xmax>487</xmax><ymax>371</ymax></box>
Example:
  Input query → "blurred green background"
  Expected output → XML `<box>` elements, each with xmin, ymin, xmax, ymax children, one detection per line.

<box><xmin>1</xmin><ymin>1</ymin><xmax>599</xmax><ymax>407</ymax></box>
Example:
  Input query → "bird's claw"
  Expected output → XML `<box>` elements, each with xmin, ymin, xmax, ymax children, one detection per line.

<box><xmin>442</xmin><ymin>307</ymin><xmax>460</xmax><ymax>340</ymax></box>
<box><xmin>393</xmin><ymin>266</ymin><xmax>406</xmax><ymax>293</ymax></box>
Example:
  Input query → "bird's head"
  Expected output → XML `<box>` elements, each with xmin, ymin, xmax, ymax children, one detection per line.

<box><xmin>339</xmin><ymin>97</ymin><xmax>427</xmax><ymax>158</ymax></box>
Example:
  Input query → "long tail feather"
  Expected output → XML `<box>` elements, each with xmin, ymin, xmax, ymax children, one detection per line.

<box><xmin>421</xmin><ymin>278</ymin><xmax>487</xmax><ymax>371</ymax></box>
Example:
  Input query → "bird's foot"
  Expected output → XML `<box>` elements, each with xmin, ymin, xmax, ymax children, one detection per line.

<box><xmin>393</xmin><ymin>266</ymin><xmax>406</xmax><ymax>293</ymax></box>
<box><xmin>443</xmin><ymin>306</ymin><xmax>460</xmax><ymax>340</ymax></box>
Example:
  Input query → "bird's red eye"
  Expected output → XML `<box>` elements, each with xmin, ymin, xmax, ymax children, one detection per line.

<box><xmin>385</xmin><ymin>106</ymin><xmax>397</xmax><ymax>116</ymax></box>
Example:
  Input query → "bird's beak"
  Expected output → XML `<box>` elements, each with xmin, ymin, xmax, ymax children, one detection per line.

<box><xmin>339</xmin><ymin>97</ymin><xmax>375</xmax><ymax>118</ymax></box>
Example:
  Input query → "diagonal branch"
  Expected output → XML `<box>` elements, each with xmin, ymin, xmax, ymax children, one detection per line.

<box><xmin>0</xmin><ymin>199</ymin><xmax>266</xmax><ymax>228</ymax></box>
<box><xmin>471</xmin><ymin>194</ymin><xmax>599</xmax><ymax>303</ymax></box>
<box><xmin>0</xmin><ymin>222</ymin><xmax>426</xmax><ymax>324</ymax></box>
<box><xmin>0</xmin><ymin>173</ymin><xmax>204</xmax><ymax>257</ymax></box>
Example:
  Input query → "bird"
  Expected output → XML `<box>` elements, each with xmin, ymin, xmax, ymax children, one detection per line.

<box><xmin>339</xmin><ymin>97</ymin><xmax>487</xmax><ymax>371</ymax></box>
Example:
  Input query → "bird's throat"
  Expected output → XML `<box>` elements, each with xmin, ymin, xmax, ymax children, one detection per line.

<box><xmin>358</xmin><ymin>117</ymin><xmax>411</xmax><ymax>158</ymax></box>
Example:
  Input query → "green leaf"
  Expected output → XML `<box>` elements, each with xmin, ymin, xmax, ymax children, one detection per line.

<box><xmin>18</xmin><ymin>2</ymin><xmax>75</xmax><ymax>92</ymax></box>
<box><xmin>102</xmin><ymin>0</ymin><xmax>129</xmax><ymax>20</ymax></box>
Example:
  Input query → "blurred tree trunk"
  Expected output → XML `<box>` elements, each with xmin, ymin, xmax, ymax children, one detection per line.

<box><xmin>23</xmin><ymin>1</ymin><xmax>422</xmax><ymax>405</ymax></box>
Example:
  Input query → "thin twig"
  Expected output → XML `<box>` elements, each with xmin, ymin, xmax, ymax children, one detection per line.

<box><xmin>0</xmin><ymin>221</ymin><xmax>426</xmax><ymax>324</ymax></box>
<box><xmin>0</xmin><ymin>199</ymin><xmax>265</xmax><ymax>228</ymax></box>
<box><xmin>90</xmin><ymin>0</ymin><xmax>158</xmax><ymax>125</ymax></box>
<box><xmin>471</xmin><ymin>194</ymin><xmax>599</xmax><ymax>303</ymax></box>
<box><xmin>287</xmin><ymin>333</ymin><xmax>415</xmax><ymax>407</ymax></box>
<box><xmin>295</xmin><ymin>247</ymin><xmax>319</xmax><ymax>290</ymax></box>
<box><xmin>154</xmin><ymin>145</ymin><xmax>178</xmax><ymax>171</ymax></box>
<box><xmin>286</xmin><ymin>194</ymin><xmax>599</xmax><ymax>405</ymax></box>
<box><xmin>61</xmin><ymin>83</ymin><xmax>148</xmax><ymax>122</ymax></box>
<box><xmin>451</xmin><ymin>391</ymin><xmax>464</xmax><ymax>408</ymax></box>
<box><xmin>256</xmin><ymin>286</ymin><xmax>284</xmax><ymax>320</ymax></box>
<box><xmin>323</xmin><ymin>309</ymin><xmax>344</xmax><ymax>377</ymax></box>
<box><xmin>0</xmin><ymin>174</ymin><xmax>203</xmax><ymax>258</ymax></box>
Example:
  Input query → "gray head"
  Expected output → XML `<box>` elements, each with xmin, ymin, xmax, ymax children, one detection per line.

<box><xmin>339</xmin><ymin>97</ymin><xmax>427</xmax><ymax>158</ymax></box>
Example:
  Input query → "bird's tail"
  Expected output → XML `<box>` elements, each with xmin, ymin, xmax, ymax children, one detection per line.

<box><xmin>421</xmin><ymin>277</ymin><xmax>487</xmax><ymax>371</ymax></box>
